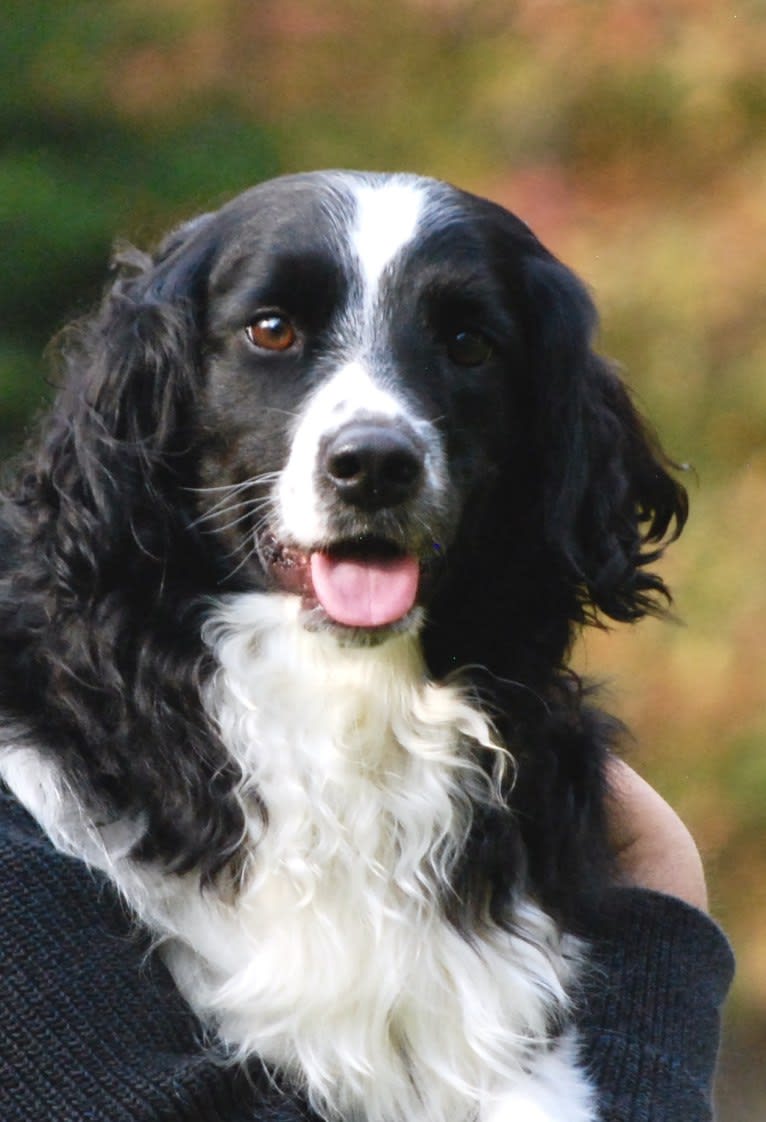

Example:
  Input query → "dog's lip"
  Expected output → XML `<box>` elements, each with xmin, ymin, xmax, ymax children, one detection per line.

<box><xmin>260</xmin><ymin>536</ymin><xmax>313</xmax><ymax>598</ymax></box>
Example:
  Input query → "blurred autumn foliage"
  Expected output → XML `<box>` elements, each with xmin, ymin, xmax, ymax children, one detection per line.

<box><xmin>2</xmin><ymin>0</ymin><xmax>765</xmax><ymax>1115</ymax></box>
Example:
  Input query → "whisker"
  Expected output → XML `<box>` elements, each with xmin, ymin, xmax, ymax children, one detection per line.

<box><xmin>184</xmin><ymin>471</ymin><xmax>281</xmax><ymax>497</ymax></box>
<box><xmin>184</xmin><ymin>480</ymin><xmax>257</xmax><ymax>496</ymax></box>
<box><xmin>190</xmin><ymin>496</ymin><xmax>270</xmax><ymax>530</ymax></box>
<box><xmin>186</xmin><ymin>472</ymin><xmax>281</xmax><ymax>527</ymax></box>
<box><xmin>221</xmin><ymin>540</ymin><xmax>262</xmax><ymax>583</ymax></box>
<box><xmin>215</xmin><ymin>510</ymin><xmax>275</xmax><ymax>561</ymax></box>
<box><xmin>264</xmin><ymin>408</ymin><xmax>301</xmax><ymax>421</ymax></box>
<box><xmin>184</xmin><ymin>471</ymin><xmax>281</xmax><ymax>583</ymax></box>
<box><xmin>201</xmin><ymin>507</ymin><xmax>270</xmax><ymax>536</ymax></box>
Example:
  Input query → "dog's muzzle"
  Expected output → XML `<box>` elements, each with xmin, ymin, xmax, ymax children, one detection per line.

<box><xmin>265</xmin><ymin>417</ymin><xmax>442</xmax><ymax>632</ymax></box>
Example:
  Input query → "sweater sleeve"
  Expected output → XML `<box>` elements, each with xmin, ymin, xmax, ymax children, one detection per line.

<box><xmin>0</xmin><ymin>788</ymin><xmax>306</xmax><ymax>1122</ymax></box>
<box><xmin>577</xmin><ymin>887</ymin><xmax>735</xmax><ymax>1122</ymax></box>
<box><xmin>0</xmin><ymin>791</ymin><xmax>734</xmax><ymax>1122</ymax></box>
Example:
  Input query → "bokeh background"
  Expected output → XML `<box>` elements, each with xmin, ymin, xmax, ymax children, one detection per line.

<box><xmin>2</xmin><ymin>0</ymin><xmax>765</xmax><ymax>1115</ymax></box>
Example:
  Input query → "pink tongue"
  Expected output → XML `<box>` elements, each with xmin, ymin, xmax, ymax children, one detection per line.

<box><xmin>309</xmin><ymin>551</ymin><xmax>419</xmax><ymax>628</ymax></box>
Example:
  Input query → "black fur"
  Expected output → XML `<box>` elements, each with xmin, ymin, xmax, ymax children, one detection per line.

<box><xmin>0</xmin><ymin>173</ymin><xmax>687</xmax><ymax>924</ymax></box>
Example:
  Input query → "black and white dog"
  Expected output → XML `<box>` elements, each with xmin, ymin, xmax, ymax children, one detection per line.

<box><xmin>0</xmin><ymin>172</ymin><xmax>687</xmax><ymax>1121</ymax></box>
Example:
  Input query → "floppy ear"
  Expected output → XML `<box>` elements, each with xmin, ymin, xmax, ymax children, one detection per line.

<box><xmin>35</xmin><ymin>213</ymin><xmax>217</xmax><ymax>596</ymax></box>
<box><xmin>13</xmin><ymin>214</ymin><xmax>250</xmax><ymax>882</ymax></box>
<box><xmin>523</xmin><ymin>254</ymin><xmax>688</xmax><ymax>624</ymax></box>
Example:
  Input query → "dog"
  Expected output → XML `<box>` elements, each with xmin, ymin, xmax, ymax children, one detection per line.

<box><xmin>0</xmin><ymin>171</ymin><xmax>687</xmax><ymax>1122</ymax></box>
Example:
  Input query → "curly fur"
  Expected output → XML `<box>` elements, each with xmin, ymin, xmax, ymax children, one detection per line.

<box><xmin>0</xmin><ymin>171</ymin><xmax>687</xmax><ymax>1122</ymax></box>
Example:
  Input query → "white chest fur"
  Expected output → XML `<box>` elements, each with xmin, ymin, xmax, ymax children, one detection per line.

<box><xmin>173</xmin><ymin>593</ymin><xmax>593</xmax><ymax>1122</ymax></box>
<box><xmin>0</xmin><ymin>592</ymin><xmax>596</xmax><ymax>1122</ymax></box>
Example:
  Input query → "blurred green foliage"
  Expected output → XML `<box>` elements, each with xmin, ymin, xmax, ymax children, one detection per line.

<box><xmin>3</xmin><ymin>1</ymin><xmax>766</xmax><ymax>1115</ymax></box>
<box><xmin>1</xmin><ymin>0</ymin><xmax>280</xmax><ymax>445</ymax></box>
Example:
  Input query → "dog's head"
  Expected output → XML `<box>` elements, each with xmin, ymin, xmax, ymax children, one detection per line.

<box><xmin>39</xmin><ymin>171</ymin><xmax>687</xmax><ymax>675</ymax></box>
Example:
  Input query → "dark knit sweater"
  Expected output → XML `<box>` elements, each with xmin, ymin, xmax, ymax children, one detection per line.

<box><xmin>0</xmin><ymin>789</ymin><xmax>734</xmax><ymax>1122</ymax></box>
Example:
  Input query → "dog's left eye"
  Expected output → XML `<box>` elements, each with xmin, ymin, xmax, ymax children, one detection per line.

<box><xmin>245</xmin><ymin>313</ymin><xmax>298</xmax><ymax>353</ymax></box>
<box><xmin>446</xmin><ymin>330</ymin><xmax>493</xmax><ymax>367</ymax></box>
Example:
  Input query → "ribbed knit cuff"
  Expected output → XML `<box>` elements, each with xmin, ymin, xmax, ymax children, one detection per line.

<box><xmin>579</xmin><ymin>888</ymin><xmax>735</xmax><ymax>1122</ymax></box>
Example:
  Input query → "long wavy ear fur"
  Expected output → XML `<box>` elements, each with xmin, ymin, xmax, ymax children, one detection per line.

<box><xmin>1</xmin><ymin>214</ymin><xmax>247</xmax><ymax>880</ymax></box>
<box><xmin>422</xmin><ymin>236</ymin><xmax>688</xmax><ymax>689</ymax></box>
<box><xmin>32</xmin><ymin>214</ymin><xmax>218</xmax><ymax>597</ymax></box>
<box><xmin>460</xmin><ymin>247</ymin><xmax>690</xmax><ymax>921</ymax></box>
<box><xmin>523</xmin><ymin>254</ymin><xmax>689</xmax><ymax>625</ymax></box>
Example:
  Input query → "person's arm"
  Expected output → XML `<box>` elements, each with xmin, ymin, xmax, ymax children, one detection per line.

<box><xmin>576</xmin><ymin>760</ymin><xmax>735</xmax><ymax>1122</ymax></box>
<box><xmin>606</xmin><ymin>759</ymin><xmax>709</xmax><ymax>911</ymax></box>
<box><xmin>1</xmin><ymin>771</ymin><xmax>734</xmax><ymax>1122</ymax></box>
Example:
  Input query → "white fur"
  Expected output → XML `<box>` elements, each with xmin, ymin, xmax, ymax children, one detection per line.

<box><xmin>276</xmin><ymin>361</ymin><xmax>405</xmax><ymax>544</ymax></box>
<box><xmin>1</xmin><ymin>592</ymin><xmax>595</xmax><ymax>1122</ymax></box>
<box><xmin>0</xmin><ymin>741</ymin><xmax>145</xmax><ymax>870</ymax></box>
<box><xmin>276</xmin><ymin>361</ymin><xmax>447</xmax><ymax>546</ymax></box>
<box><xmin>351</xmin><ymin>177</ymin><xmax>425</xmax><ymax>308</ymax></box>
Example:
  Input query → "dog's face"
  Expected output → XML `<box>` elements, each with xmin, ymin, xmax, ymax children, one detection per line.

<box><xmin>172</xmin><ymin>173</ymin><xmax>549</xmax><ymax>637</ymax></box>
<box><xmin>62</xmin><ymin>170</ymin><xmax>685</xmax><ymax>666</ymax></box>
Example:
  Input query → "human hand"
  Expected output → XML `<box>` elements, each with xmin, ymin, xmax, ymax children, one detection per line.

<box><xmin>605</xmin><ymin>758</ymin><xmax>709</xmax><ymax>912</ymax></box>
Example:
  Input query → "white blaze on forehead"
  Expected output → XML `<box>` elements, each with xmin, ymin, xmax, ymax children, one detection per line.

<box><xmin>350</xmin><ymin>180</ymin><xmax>424</xmax><ymax>303</ymax></box>
<box><xmin>274</xmin><ymin>178</ymin><xmax>444</xmax><ymax>548</ymax></box>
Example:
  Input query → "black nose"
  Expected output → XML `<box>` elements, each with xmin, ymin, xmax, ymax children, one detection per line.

<box><xmin>321</xmin><ymin>422</ymin><xmax>425</xmax><ymax>510</ymax></box>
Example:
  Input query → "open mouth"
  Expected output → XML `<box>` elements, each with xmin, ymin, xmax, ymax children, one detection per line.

<box><xmin>263</xmin><ymin>536</ymin><xmax>421</xmax><ymax>630</ymax></box>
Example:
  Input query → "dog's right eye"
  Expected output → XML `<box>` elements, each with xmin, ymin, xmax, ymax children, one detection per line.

<box><xmin>245</xmin><ymin>313</ymin><xmax>298</xmax><ymax>353</ymax></box>
<box><xmin>446</xmin><ymin>330</ymin><xmax>494</xmax><ymax>368</ymax></box>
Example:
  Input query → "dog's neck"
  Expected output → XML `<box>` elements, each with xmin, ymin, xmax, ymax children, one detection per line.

<box><xmin>201</xmin><ymin>591</ymin><xmax>509</xmax><ymax>895</ymax></box>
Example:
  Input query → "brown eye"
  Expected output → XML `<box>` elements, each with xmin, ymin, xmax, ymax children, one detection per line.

<box><xmin>245</xmin><ymin>313</ymin><xmax>297</xmax><ymax>352</ymax></box>
<box><xmin>446</xmin><ymin>330</ymin><xmax>493</xmax><ymax>367</ymax></box>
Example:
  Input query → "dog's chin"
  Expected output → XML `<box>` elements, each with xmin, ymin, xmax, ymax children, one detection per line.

<box><xmin>260</xmin><ymin>534</ymin><xmax>429</xmax><ymax>646</ymax></box>
<box><xmin>300</xmin><ymin>601</ymin><xmax>427</xmax><ymax>648</ymax></box>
